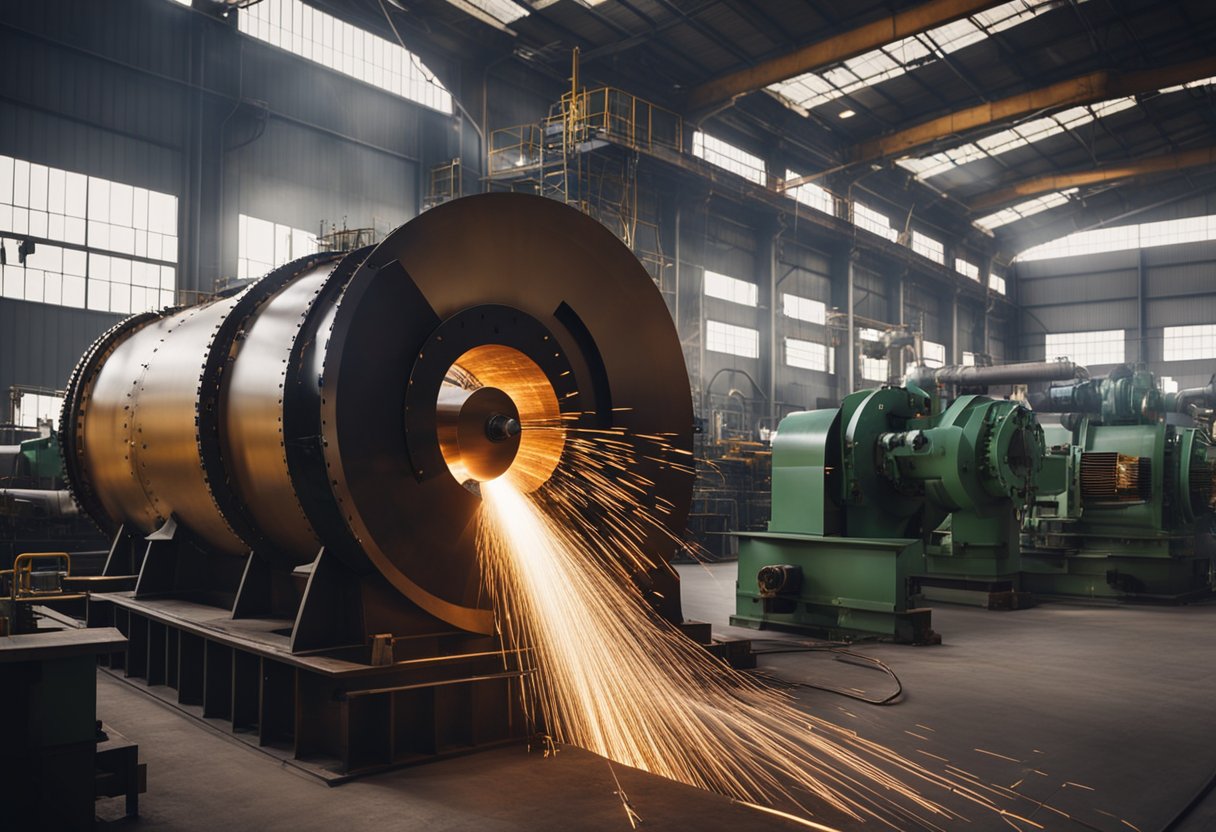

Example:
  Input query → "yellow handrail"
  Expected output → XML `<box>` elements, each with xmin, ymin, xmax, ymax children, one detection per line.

<box><xmin>4</xmin><ymin>552</ymin><xmax>72</xmax><ymax>600</ymax></box>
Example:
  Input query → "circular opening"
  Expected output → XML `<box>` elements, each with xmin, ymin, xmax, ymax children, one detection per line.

<box><xmin>438</xmin><ymin>344</ymin><xmax>565</xmax><ymax>493</ymax></box>
<box><xmin>1005</xmin><ymin>428</ymin><xmax>1031</xmax><ymax>480</ymax></box>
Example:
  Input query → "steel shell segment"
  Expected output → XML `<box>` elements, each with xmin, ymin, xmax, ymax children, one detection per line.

<box><xmin>319</xmin><ymin>194</ymin><xmax>694</xmax><ymax>635</ymax></box>
<box><xmin>95</xmin><ymin>296</ymin><xmax>248</xmax><ymax>553</ymax></box>
<box><xmin>59</xmin><ymin>310</ymin><xmax>163</xmax><ymax>535</ymax></box>
<box><xmin>221</xmin><ymin>255</ymin><xmax>344</xmax><ymax>562</ymax></box>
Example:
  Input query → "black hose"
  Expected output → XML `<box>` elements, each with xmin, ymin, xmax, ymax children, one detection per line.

<box><xmin>750</xmin><ymin>641</ymin><xmax>904</xmax><ymax>706</ymax></box>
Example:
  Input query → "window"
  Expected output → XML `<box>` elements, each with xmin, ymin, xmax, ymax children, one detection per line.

<box><xmin>706</xmin><ymin>320</ymin><xmax>759</xmax><ymax>358</ymax></box>
<box><xmin>782</xmin><ymin>293</ymin><xmax>826</xmax><ymax>325</ymax></box>
<box><xmin>975</xmin><ymin>189</ymin><xmax>1078</xmax><ymax>232</ymax></box>
<box><xmin>1044</xmin><ymin>330</ymin><xmax>1125</xmax><ymax>367</ymax></box>
<box><xmin>955</xmin><ymin>257</ymin><xmax>980</xmax><ymax>281</ymax></box>
<box><xmin>87</xmin><ymin>255</ymin><xmax>176</xmax><ymax>315</ymax></box>
<box><xmin>852</xmin><ymin>203</ymin><xmax>897</xmax><ymax>242</ymax></box>
<box><xmin>692</xmin><ymin>132</ymin><xmax>766</xmax><ymax>186</ymax></box>
<box><xmin>238</xmin><ymin>214</ymin><xmax>319</xmax><ymax>279</ymax></box>
<box><xmin>767</xmin><ymin>0</ymin><xmax>1072</xmax><ymax>114</ymax></box>
<box><xmin>785</xmin><ymin>337</ymin><xmax>831</xmax><ymax>372</ymax></box>
<box><xmin>12</xmin><ymin>391</ymin><xmax>63</xmax><ymax>429</ymax></box>
<box><xmin>962</xmin><ymin>351</ymin><xmax>977</xmax><ymax>366</ymax></box>
<box><xmin>1018</xmin><ymin>214</ymin><xmax>1216</xmax><ymax>262</ymax></box>
<box><xmin>897</xmin><ymin>96</ymin><xmax>1135</xmax><ymax>181</ymax></box>
<box><xmin>911</xmin><ymin>231</ymin><xmax>944</xmax><ymax>264</ymax></box>
<box><xmin>859</xmin><ymin>327</ymin><xmax>889</xmax><ymax>381</ymax></box>
<box><xmin>239</xmin><ymin>0</ymin><xmax>453</xmax><ymax>114</ymax></box>
<box><xmin>784</xmin><ymin>170</ymin><xmax>833</xmax><ymax>215</ymax></box>
<box><xmin>922</xmin><ymin>340</ymin><xmax>946</xmax><ymax>367</ymax></box>
<box><xmin>989</xmin><ymin>273</ymin><xmax>1006</xmax><ymax>295</ymax></box>
<box><xmin>703</xmin><ymin>269</ymin><xmax>758</xmax><ymax>307</ymax></box>
<box><xmin>1160</xmin><ymin>376</ymin><xmax>1180</xmax><ymax>395</ymax></box>
<box><xmin>1163</xmin><ymin>324</ymin><xmax>1216</xmax><ymax>362</ymax></box>
<box><xmin>0</xmin><ymin>155</ymin><xmax>177</xmax><ymax>313</ymax></box>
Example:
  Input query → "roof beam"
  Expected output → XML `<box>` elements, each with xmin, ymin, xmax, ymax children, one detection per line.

<box><xmin>852</xmin><ymin>56</ymin><xmax>1216</xmax><ymax>165</ymax></box>
<box><xmin>969</xmin><ymin>146</ymin><xmax>1216</xmax><ymax>213</ymax></box>
<box><xmin>684</xmin><ymin>0</ymin><xmax>1009</xmax><ymax>113</ymax></box>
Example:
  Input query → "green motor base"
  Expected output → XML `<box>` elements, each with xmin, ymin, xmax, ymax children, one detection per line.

<box><xmin>1020</xmin><ymin>550</ymin><xmax>1215</xmax><ymax>601</ymax></box>
<box><xmin>733</xmin><ymin>532</ymin><xmax>938</xmax><ymax>644</ymax></box>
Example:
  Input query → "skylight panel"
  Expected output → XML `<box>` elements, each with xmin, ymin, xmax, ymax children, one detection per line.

<box><xmin>898</xmin><ymin>96</ymin><xmax>1139</xmax><ymax>181</ymax></box>
<box><xmin>974</xmin><ymin>188</ymin><xmax>1077</xmax><ymax>231</ymax></box>
<box><xmin>1158</xmin><ymin>76</ymin><xmax>1216</xmax><ymax>94</ymax></box>
<box><xmin>768</xmin><ymin>0</ymin><xmax>1070</xmax><ymax>113</ymax></box>
<box><xmin>451</xmin><ymin>0</ymin><xmax>530</xmax><ymax>25</ymax></box>
<box><xmin>929</xmin><ymin>19</ymin><xmax>986</xmax><ymax>52</ymax></box>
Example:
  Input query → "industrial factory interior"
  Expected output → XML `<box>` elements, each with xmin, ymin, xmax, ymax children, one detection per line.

<box><xmin>4</xmin><ymin>0</ymin><xmax>1216</xmax><ymax>829</ymax></box>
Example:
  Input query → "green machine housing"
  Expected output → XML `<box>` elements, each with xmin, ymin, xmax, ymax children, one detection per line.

<box><xmin>1022</xmin><ymin>366</ymin><xmax>1216</xmax><ymax>600</ymax></box>
<box><xmin>733</xmin><ymin>384</ymin><xmax>1043</xmax><ymax>642</ymax></box>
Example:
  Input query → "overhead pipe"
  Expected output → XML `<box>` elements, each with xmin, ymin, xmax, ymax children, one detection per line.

<box><xmin>905</xmin><ymin>359</ymin><xmax>1084</xmax><ymax>391</ymax></box>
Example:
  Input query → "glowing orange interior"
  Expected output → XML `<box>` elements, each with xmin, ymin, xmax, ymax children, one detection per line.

<box><xmin>441</xmin><ymin>344</ymin><xmax>565</xmax><ymax>493</ymax></box>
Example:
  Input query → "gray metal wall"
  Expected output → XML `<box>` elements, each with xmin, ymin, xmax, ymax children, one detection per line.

<box><xmin>1016</xmin><ymin>239</ymin><xmax>1216</xmax><ymax>388</ymax></box>
<box><xmin>0</xmin><ymin>0</ymin><xmax>446</xmax><ymax>404</ymax></box>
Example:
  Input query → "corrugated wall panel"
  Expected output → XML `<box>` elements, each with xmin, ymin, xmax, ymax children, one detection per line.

<box><xmin>239</xmin><ymin>45</ymin><xmax>427</xmax><ymax>164</ymax></box>
<box><xmin>1143</xmin><ymin>239</ymin><xmax>1216</xmax><ymax>266</ymax></box>
<box><xmin>1016</xmin><ymin>249</ymin><xmax>1138</xmax><ymax>278</ymax></box>
<box><xmin>1145</xmin><ymin>262</ymin><xmax>1216</xmax><ymax>300</ymax></box>
<box><xmin>853</xmin><ymin>267</ymin><xmax>888</xmax><ymax>322</ymax></box>
<box><xmin>227</xmin><ymin>118</ymin><xmax>418</xmax><ymax>250</ymax></box>
<box><xmin>1147</xmin><ymin>296</ymin><xmax>1216</xmax><ymax>329</ymax></box>
<box><xmin>1025</xmin><ymin>299</ymin><xmax>1139</xmax><ymax>333</ymax></box>
<box><xmin>1019</xmin><ymin>270</ymin><xmax>1138</xmax><ymax>308</ymax></box>
<box><xmin>0</xmin><ymin>299</ymin><xmax>122</xmax><ymax>406</ymax></box>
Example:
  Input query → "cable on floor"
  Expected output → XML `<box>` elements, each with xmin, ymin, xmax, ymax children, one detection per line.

<box><xmin>747</xmin><ymin>640</ymin><xmax>904</xmax><ymax>706</ymax></box>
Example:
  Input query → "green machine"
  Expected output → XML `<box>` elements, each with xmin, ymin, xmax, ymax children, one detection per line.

<box><xmin>732</xmin><ymin>384</ymin><xmax>1044</xmax><ymax>643</ymax></box>
<box><xmin>1022</xmin><ymin>366</ymin><xmax>1216</xmax><ymax>600</ymax></box>
<box><xmin>2</xmin><ymin>431</ymin><xmax>67</xmax><ymax>488</ymax></box>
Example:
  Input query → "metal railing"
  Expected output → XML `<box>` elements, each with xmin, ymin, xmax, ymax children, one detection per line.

<box><xmin>425</xmin><ymin>158</ymin><xmax>462</xmax><ymax>209</ymax></box>
<box><xmin>557</xmin><ymin>87</ymin><xmax>683</xmax><ymax>154</ymax></box>
<box><xmin>488</xmin><ymin>124</ymin><xmax>544</xmax><ymax>176</ymax></box>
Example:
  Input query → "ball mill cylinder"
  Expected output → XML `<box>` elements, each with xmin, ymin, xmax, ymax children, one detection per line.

<box><xmin>60</xmin><ymin>194</ymin><xmax>694</xmax><ymax>634</ymax></box>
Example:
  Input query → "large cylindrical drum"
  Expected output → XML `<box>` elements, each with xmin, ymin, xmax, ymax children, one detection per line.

<box><xmin>61</xmin><ymin>194</ymin><xmax>695</xmax><ymax>634</ymax></box>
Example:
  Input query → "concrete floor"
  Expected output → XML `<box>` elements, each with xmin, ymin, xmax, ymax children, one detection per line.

<box><xmin>93</xmin><ymin>562</ymin><xmax>1216</xmax><ymax>831</ymax></box>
